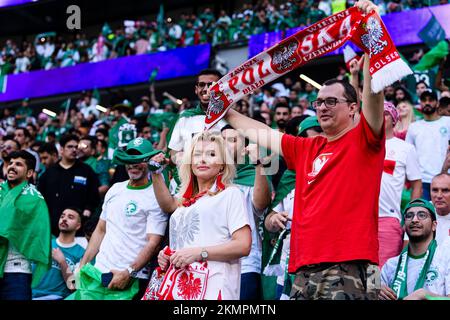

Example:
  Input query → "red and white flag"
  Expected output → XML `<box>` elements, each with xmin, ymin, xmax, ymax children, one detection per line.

<box><xmin>205</xmin><ymin>7</ymin><xmax>412</xmax><ymax>130</ymax></box>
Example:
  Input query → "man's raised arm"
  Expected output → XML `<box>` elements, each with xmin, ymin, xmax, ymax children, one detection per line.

<box><xmin>358</xmin><ymin>1</ymin><xmax>384</xmax><ymax>136</ymax></box>
<box><xmin>224</xmin><ymin>108</ymin><xmax>284</xmax><ymax>156</ymax></box>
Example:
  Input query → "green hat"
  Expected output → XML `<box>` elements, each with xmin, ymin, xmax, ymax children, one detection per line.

<box><xmin>403</xmin><ymin>198</ymin><xmax>437</xmax><ymax>221</ymax></box>
<box><xmin>298</xmin><ymin>116</ymin><xmax>320</xmax><ymax>136</ymax></box>
<box><xmin>113</xmin><ymin>137</ymin><xmax>162</xmax><ymax>166</ymax></box>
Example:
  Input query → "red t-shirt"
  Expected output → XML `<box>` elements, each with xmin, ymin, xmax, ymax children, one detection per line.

<box><xmin>281</xmin><ymin>113</ymin><xmax>385</xmax><ymax>272</ymax></box>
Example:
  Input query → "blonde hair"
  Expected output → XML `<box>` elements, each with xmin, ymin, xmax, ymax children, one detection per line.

<box><xmin>178</xmin><ymin>131</ymin><xmax>236</xmax><ymax>201</ymax></box>
<box><xmin>395</xmin><ymin>100</ymin><xmax>415</xmax><ymax>131</ymax></box>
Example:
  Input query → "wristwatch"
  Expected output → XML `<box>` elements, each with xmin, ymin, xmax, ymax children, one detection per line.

<box><xmin>200</xmin><ymin>248</ymin><xmax>208</xmax><ymax>262</ymax></box>
<box><xmin>126</xmin><ymin>266</ymin><xmax>138</xmax><ymax>278</ymax></box>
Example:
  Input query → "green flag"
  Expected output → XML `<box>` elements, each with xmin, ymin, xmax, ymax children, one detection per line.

<box><xmin>92</xmin><ymin>88</ymin><xmax>101</xmax><ymax>104</ymax></box>
<box><xmin>418</xmin><ymin>13</ymin><xmax>446</xmax><ymax>49</ymax></box>
<box><xmin>60</xmin><ymin>98</ymin><xmax>71</xmax><ymax>112</ymax></box>
<box><xmin>67</xmin><ymin>263</ymin><xmax>138</xmax><ymax>300</ymax></box>
<box><xmin>0</xmin><ymin>181</ymin><xmax>51</xmax><ymax>288</ymax></box>
<box><xmin>414</xmin><ymin>40</ymin><xmax>449</xmax><ymax>72</ymax></box>
<box><xmin>0</xmin><ymin>74</ymin><xmax>7</xmax><ymax>93</ymax></box>
<box><xmin>157</xmin><ymin>4</ymin><xmax>165</xmax><ymax>37</ymax></box>
<box><xmin>148</xmin><ymin>67</ymin><xmax>159</xmax><ymax>84</ymax></box>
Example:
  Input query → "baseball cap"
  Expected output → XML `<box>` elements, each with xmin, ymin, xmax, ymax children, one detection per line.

<box><xmin>113</xmin><ymin>137</ymin><xmax>162</xmax><ymax>166</ymax></box>
<box><xmin>403</xmin><ymin>198</ymin><xmax>437</xmax><ymax>221</ymax></box>
<box><xmin>298</xmin><ymin>116</ymin><xmax>320</xmax><ymax>136</ymax></box>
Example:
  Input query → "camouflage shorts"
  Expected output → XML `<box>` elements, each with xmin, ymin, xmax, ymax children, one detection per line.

<box><xmin>290</xmin><ymin>262</ymin><xmax>380</xmax><ymax>300</ymax></box>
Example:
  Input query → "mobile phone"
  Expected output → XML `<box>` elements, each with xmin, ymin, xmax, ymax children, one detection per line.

<box><xmin>101</xmin><ymin>272</ymin><xmax>114</xmax><ymax>287</ymax></box>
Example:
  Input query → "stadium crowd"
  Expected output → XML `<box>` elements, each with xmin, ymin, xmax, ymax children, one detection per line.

<box><xmin>1</xmin><ymin>0</ymin><xmax>450</xmax><ymax>301</ymax></box>
<box><xmin>1</xmin><ymin>0</ymin><xmax>448</xmax><ymax>74</ymax></box>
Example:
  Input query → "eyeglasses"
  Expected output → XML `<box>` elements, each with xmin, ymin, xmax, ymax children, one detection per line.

<box><xmin>404</xmin><ymin>211</ymin><xmax>431</xmax><ymax>221</ymax></box>
<box><xmin>196</xmin><ymin>82</ymin><xmax>214</xmax><ymax>89</ymax></box>
<box><xmin>311</xmin><ymin>98</ymin><xmax>350</xmax><ymax>110</ymax></box>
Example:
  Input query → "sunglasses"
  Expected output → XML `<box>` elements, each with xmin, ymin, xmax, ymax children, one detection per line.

<box><xmin>196</xmin><ymin>82</ymin><xmax>214</xmax><ymax>89</ymax></box>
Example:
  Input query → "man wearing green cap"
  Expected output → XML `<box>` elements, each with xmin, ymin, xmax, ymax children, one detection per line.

<box><xmin>74</xmin><ymin>138</ymin><xmax>167</xmax><ymax>300</ymax></box>
<box><xmin>380</xmin><ymin>198</ymin><xmax>450</xmax><ymax>300</ymax></box>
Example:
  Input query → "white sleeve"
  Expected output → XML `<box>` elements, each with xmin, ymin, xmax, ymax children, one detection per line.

<box><xmin>145</xmin><ymin>203</ymin><xmax>168</xmax><ymax>236</ymax></box>
<box><xmin>381</xmin><ymin>256</ymin><xmax>398</xmax><ymax>287</ymax></box>
<box><xmin>405</xmin><ymin>144</ymin><xmax>422</xmax><ymax>181</ymax></box>
<box><xmin>226</xmin><ymin>187</ymin><xmax>250</xmax><ymax>235</ymax></box>
<box><xmin>168</xmin><ymin>119</ymin><xmax>184</xmax><ymax>151</ymax></box>
<box><xmin>273</xmin><ymin>199</ymin><xmax>286</xmax><ymax>213</ymax></box>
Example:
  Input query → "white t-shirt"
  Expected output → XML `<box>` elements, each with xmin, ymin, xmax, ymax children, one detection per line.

<box><xmin>379</xmin><ymin>137</ymin><xmax>421</xmax><ymax>221</ymax></box>
<box><xmin>436</xmin><ymin>213</ymin><xmax>450</xmax><ymax>246</ymax></box>
<box><xmin>236</xmin><ymin>185</ymin><xmax>265</xmax><ymax>274</ymax></box>
<box><xmin>381</xmin><ymin>239</ymin><xmax>450</xmax><ymax>296</ymax></box>
<box><xmin>168</xmin><ymin>115</ymin><xmax>227</xmax><ymax>152</ymax></box>
<box><xmin>406</xmin><ymin>117</ymin><xmax>450</xmax><ymax>183</ymax></box>
<box><xmin>95</xmin><ymin>180</ymin><xmax>168</xmax><ymax>279</ymax></box>
<box><xmin>273</xmin><ymin>189</ymin><xmax>295</xmax><ymax>286</ymax></box>
<box><xmin>169</xmin><ymin>186</ymin><xmax>249</xmax><ymax>300</ymax></box>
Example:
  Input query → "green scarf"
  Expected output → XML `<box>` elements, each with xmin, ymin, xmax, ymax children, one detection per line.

<box><xmin>0</xmin><ymin>181</ymin><xmax>51</xmax><ymax>287</ymax></box>
<box><xmin>178</xmin><ymin>104</ymin><xmax>205</xmax><ymax>118</ymax></box>
<box><xmin>260</xmin><ymin>169</ymin><xmax>296</xmax><ymax>300</ymax></box>
<box><xmin>391</xmin><ymin>239</ymin><xmax>437</xmax><ymax>300</ymax></box>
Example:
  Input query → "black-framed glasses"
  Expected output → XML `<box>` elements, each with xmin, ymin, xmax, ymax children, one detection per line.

<box><xmin>196</xmin><ymin>81</ymin><xmax>214</xmax><ymax>89</ymax></box>
<box><xmin>311</xmin><ymin>98</ymin><xmax>349</xmax><ymax>110</ymax></box>
<box><xmin>404</xmin><ymin>211</ymin><xmax>431</xmax><ymax>221</ymax></box>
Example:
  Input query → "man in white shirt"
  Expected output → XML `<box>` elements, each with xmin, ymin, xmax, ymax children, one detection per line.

<box><xmin>431</xmin><ymin>173</ymin><xmax>450</xmax><ymax>245</ymax></box>
<box><xmin>168</xmin><ymin>69</ymin><xmax>227</xmax><ymax>165</ymax></box>
<box><xmin>406</xmin><ymin>90</ymin><xmax>450</xmax><ymax>200</ymax></box>
<box><xmin>77</xmin><ymin>138</ymin><xmax>168</xmax><ymax>300</ymax></box>
<box><xmin>379</xmin><ymin>102</ymin><xmax>422</xmax><ymax>266</ymax></box>
<box><xmin>380</xmin><ymin>199</ymin><xmax>450</xmax><ymax>300</ymax></box>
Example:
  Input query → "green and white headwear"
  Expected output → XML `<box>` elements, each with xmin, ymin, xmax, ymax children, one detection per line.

<box><xmin>113</xmin><ymin>137</ymin><xmax>162</xmax><ymax>170</ymax></box>
<box><xmin>403</xmin><ymin>198</ymin><xmax>437</xmax><ymax>221</ymax></box>
<box><xmin>298</xmin><ymin>116</ymin><xmax>320</xmax><ymax>136</ymax></box>
<box><xmin>118</xmin><ymin>123</ymin><xmax>137</xmax><ymax>147</ymax></box>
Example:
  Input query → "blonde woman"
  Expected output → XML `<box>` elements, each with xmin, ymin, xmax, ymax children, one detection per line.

<box><xmin>394</xmin><ymin>101</ymin><xmax>415</xmax><ymax>140</ymax></box>
<box><xmin>150</xmin><ymin>131</ymin><xmax>251</xmax><ymax>300</ymax></box>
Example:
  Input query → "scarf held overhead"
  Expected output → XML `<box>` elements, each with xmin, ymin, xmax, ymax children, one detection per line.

<box><xmin>205</xmin><ymin>7</ymin><xmax>412</xmax><ymax>129</ymax></box>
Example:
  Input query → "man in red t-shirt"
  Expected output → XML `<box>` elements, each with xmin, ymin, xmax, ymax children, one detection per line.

<box><xmin>224</xmin><ymin>0</ymin><xmax>384</xmax><ymax>299</ymax></box>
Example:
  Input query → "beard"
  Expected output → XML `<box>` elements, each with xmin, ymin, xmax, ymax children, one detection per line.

<box><xmin>421</xmin><ymin>104</ymin><xmax>436</xmax><ymax>115</ymax></box>
<box><xmin>407</xmin><ymin>233</ymin><xmax>431</xmax><ymax>243</ymax></box>
<box><xmin>385</xmin><ymin>93</ymin><xmax>395</xmax><ymax>102</ymax></box>
<box><xmin>277</xmin><ymin>119</ymin><xmax>287</xmax><ymax>130</ymax></box>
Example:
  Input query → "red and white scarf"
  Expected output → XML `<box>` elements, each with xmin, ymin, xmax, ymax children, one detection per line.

<box><xmin>205</xmin><ymin>7</ymin><xmax>412</xmax><ymax>130</ymax></box>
